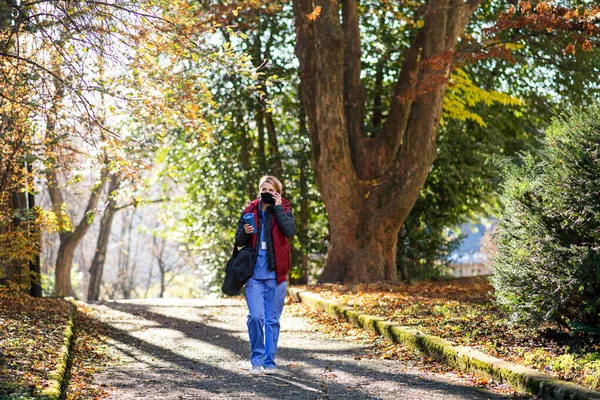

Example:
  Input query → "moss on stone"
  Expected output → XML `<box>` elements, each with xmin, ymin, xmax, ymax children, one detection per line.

<box><xmin>40</xmin><ymin>300</ymin><xmax>76</xmax><ymax>400</ymax></box>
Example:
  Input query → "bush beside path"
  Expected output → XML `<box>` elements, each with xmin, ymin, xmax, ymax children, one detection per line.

<box><xmin>87</xmin><ymin>297</ymin><xmax>517</xmax><ymax>400</ymax></box>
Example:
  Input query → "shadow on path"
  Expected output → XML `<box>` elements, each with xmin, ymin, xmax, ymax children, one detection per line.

<box><xmin>92</xmin><ymin>299</ymin><xmax>510</xmax><ymax>399</ymax></box>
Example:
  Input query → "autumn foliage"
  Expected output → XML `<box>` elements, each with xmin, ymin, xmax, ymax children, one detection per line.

<box><xmin>494</xmin><ymin>2</ymin><xmax>600</xmax><ymax>54</ymax></box>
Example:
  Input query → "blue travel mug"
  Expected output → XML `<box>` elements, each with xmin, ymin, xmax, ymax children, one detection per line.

<box><xmin>243</xmin><ymin>213</ymin><xmax>257</xmax><ymax>234</ymax></box>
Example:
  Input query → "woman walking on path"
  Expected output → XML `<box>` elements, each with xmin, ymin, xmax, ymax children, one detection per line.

<box><xmin>235</xmin><ymin>175</ymin><xmax>296</xmax><ymax>375</ymax></box>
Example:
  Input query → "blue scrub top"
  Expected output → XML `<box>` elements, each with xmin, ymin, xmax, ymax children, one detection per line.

<box><xmin>253</xmin><ymin>210</ymin><xmax>277</xmax><ymax>280</ymax></box>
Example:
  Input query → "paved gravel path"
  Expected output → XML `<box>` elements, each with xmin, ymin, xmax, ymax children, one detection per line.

<box><xmin>91</xmin><ymin>298</ymin><xmax>513</xmax><ymax>399</ymax></box>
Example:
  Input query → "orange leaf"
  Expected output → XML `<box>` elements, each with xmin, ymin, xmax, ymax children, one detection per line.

<box><xmin>307</xmin><ymin>6</ymin><xmax>322</xmax><ymax>21</ymax></box>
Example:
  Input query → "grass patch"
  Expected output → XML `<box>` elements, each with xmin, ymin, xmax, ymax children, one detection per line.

<box><xmin>300</xmin><ymin>276</ymin><xmax>600</xmax><ymax>391</ymax></box>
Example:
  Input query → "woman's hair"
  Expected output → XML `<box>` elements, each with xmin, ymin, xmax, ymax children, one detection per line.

<box><xmin>259</xmin><ymin>175</ymin><xmax>283</xmax><ymax>193</ymax></box>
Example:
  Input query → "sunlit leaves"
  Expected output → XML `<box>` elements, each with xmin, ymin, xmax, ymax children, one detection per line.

<box><xmin>442</xmin><ymin>69</ymin><xmax>524</xmax><ymax>127</ymax></box>
<box><xmin>492</xmin><ymin>1</ymin><xmax>600</xmax><ymax>54</ymax></box>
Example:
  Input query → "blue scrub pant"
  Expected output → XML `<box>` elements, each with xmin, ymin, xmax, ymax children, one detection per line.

<box><xmin>245</xmin><ymin>278</ymin><xmax>287</xmax><ymax>368</ymax></box>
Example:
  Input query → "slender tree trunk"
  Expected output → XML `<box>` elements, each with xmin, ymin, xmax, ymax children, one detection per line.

<box><xmin>27</xmin><ymin>173</ymin><xmax>42</xmax><ymax>297</ymax></box>
<box><xmin>87</xmin><ymin>174</ymin><xmax>120</xmax><ymax>301</ymax></box>
<box><xmin>265</xmin><ymin>112</ymin><xmax>282</xmax><ymax>177</ymax></box>
<box><xmin>397</xmin><ymin>227</ymin><xmax>410</xmax><ymax>282</ymax></box>
<box><xmin>152</xmin><ymin>235</ymin><xmax>167</xmax><ymax>298</ymax></box>
<box><xmin>297</xmin><ymin>91</ymin><xmax>310</xmax><ymax>284</ymax></box>
<box><xmin>159</xmin><ymin>265</ymin><xmax>166</xmax><ymax>298</ymax></box>
<box><xmin>5</xmin><ymin>190</ymin><xmax>30</xmax><ymax>290</ymax></box>
<box><xmin>292</xmin><ymin>0</ymin><xmax>481</xmax><ymax>283</ymax></box>
<box><xmin>238</xmin><ymin>113</ymin><xmax>255</xmax><ymax>199</ymax></box>
<box><xmin>121</xmin><ymin>211</ymin><xmax>135</xmax><ymax>299</ymax></box>
<box><xmin>127</xmin><ymin>212</ymin><xmax>140</xmax><ymax>299</ymax></box>
<box><xmin>144</xmin><ymin>230</ymin><xmax>154</xmax><ymax>298</ymax></box>
<box><xmin>255</xmin><ymin>105</ymin><xmax>267</xmax><ymax>172</ymax></box>
<box><xmin>297</xmin><ymin>162</ymin><xmax>309</xmax><ymax>284</ymax></box>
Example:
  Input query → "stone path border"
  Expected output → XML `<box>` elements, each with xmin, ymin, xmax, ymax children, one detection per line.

<box><xmin>288</xmin><ymin>287</ymin><xmax>600</xmax><ymax>400</ymax></box>
<box><xmin>40</xmin><ymin>298</ymin><xmax>76</xmax><ymax>400</ymax></box>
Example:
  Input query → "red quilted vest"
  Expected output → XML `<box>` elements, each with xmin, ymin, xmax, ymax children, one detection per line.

<box><xmin>243</xmin><ymin>197</ymin><xmax>292</xmax><ymax>284</ymax></box>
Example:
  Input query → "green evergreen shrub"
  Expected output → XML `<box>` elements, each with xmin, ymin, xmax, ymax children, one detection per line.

<box><xmin>490</xmin><ymin>104</ymin><xmax>600</xmax><ymax>333</ymax></box>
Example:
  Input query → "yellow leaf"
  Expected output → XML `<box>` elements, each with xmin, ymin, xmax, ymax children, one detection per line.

<box><xmin>442</xmin><ymin>68</ymin><xmax>523</xmax><ymax>127</ymax></box>
<box><xmin>307</xmin><ymin>6</ymin><xmax>322</xmax><ymax>21</ymax></box>
<box><xmin>504</xmin><ymin>42</ymin><xmax>525</xmax><ymax>51</ymax></box>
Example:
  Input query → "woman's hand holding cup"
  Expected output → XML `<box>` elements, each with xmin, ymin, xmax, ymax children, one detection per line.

<box><xmin>244</xmin><ymin>224</ymin><xmax>255</xmax><ymax>234</ymax></box>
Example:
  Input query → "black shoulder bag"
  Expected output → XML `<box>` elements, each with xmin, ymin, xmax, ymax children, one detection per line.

<box><xmin>221</xmin><ymin>246</ymin><xmax>255</xmax><ymax>296</ymax></box>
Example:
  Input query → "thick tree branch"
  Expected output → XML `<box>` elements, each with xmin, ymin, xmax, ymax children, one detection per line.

<box><xmin>0</xmin><ymin>51</ymin><xmax>65</xmax><ymax>82</ymax></box>
<box><xmin>312</xmin><ymin>0</ymin><xmax>357</xmax><ymax>187</ymax></box>
<box><xmin>342</xmin><ymin>0</ymin><xmax>367</xmax><ymax>170</ymax></box>
<box><xmin>370</xmin><ymin>0</ymin><xmax>480</xmax><ymax>220</ymax></box>
<box><xmin>70</xmin><ymin>167</ymin><xmax>108</xmax><ymax>244</ymax></box>
<box><xmin>46</xmin><ymin>169</ymin><xmax>67</xmax><ymax>231</ymax></box>
<box><xmin>353</xmin><ymin>30</ymin><xmax>423</xmax><ymax>181</ymax></box>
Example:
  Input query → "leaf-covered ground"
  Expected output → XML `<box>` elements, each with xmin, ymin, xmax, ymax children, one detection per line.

<box><xmin>286</xmin><ymin>300</ymin><xmax>531</xmax><ymax>398</ymax></box>
<box><xmin>294</xmin><ymin>277</ymin><xmax>600</xmax><ymax>391</ymax></box>
<box><xmin>0</xmin><ymin>292</ymin><xmax>72</xmax><ymax>398</ymax></box>
<box><xmin>0</xmin><ymin>292</ymin><xmax>114</xmax><ymax>399</ymax></box>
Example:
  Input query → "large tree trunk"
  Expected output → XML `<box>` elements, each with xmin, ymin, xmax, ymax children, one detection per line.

<box><xmin>117</xmin><ymin>209</ymin><xmax>136</xmax><ymax>299</ymax></box>
<box><xmin>292</xmin><ymin>0</ymin><xmax>481</xmax><ymax>283</ymax></box>
<box><xmin>87</xmin><ymin>173</ymin><xmax>120</xmax><ymax>301</ymax></box>
<box><xmin>48</xmin><ymin>168</ymin><xmax>107</xmax><ymax>297</ymax></box>
<box><xmin>54</xmin><ymin>238</ymin><xmax>77</xmax><ymax>297</ymax></box>
<box><xmin>319</xmin><ymin>198</ymin><xmax>401</xmax><ymax>282</ymax></box>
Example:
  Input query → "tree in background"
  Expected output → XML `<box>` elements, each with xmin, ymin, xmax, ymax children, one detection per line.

<box><xmin>156</xmin><ymin>1</ymin><xmax>329</xmax><ymax>291</ymax></box>
<box><xmin>398</xmin><ymin>16</ymin><xmax>600</xmax><ymax>281</ymax></box>
<box><xmin>1</xmin><ymin>0</ymin><xmax>246</xmax><ymax>297</ymax></box>
<box><xmin>491</xmin><ymin>103</ymin><xmax>600</xmax><ymax>334</ymax></box>
<box><xmin>292</xmin><ymin>0</ymin><xmax>600</xmax><ymax>283</ymax></box>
